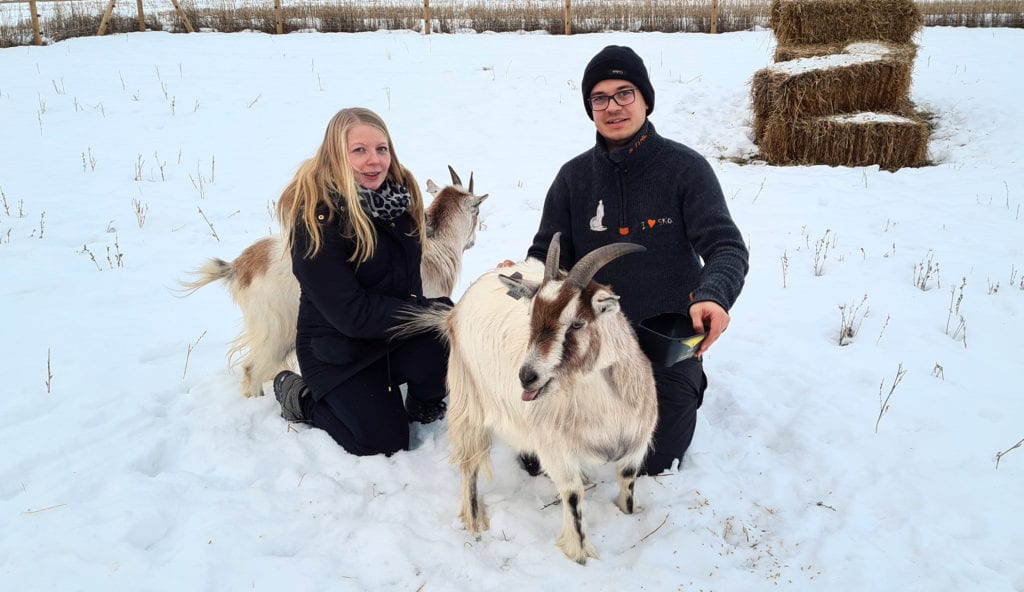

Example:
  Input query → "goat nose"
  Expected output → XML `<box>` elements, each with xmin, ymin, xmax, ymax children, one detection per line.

<box><xmin>519</xmin><ymin>365</ymin><xmax>538</xmax><ymax>389</ymax></box>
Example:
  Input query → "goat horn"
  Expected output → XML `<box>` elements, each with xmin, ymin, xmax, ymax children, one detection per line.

<box><xmin>544</xmin><ymin>232</ymin><xmax>562</xmax><ymax>281</ymax></box>
<box><xmin>564</xmin><ymin>242</ymin><xmax>646</xmax><ymax>289</ymax></box>
<box><xmin>468</xmin><ymin>172</ymin><xmax>474</xmax><ymax>194</ymax></box>
<box><xmin>448</xmin><ymin>165</ymin><xmax>462</xmax><ymax>188</ymax></box>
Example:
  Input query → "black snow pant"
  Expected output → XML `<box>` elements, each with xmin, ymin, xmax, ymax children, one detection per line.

<box><xmin>642</xmin><ymin>357</ymin><xmax>708</xmax><ymax>475</ymax></box>
<box><xmin>301</xmin><ymin>333</ymin><xmax>448</xmax><ymax>456</ymax></box>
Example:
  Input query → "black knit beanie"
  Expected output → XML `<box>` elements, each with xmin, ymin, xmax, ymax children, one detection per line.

<box><xmin>581</xmin><ymin>45</ymin><xmax>655</xmax><ymax>120</ymax></box>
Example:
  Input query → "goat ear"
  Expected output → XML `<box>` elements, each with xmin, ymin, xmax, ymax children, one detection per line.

<box><xmin>426</xmin><ymin>179</ymin><xmax>440</xmax><ymax>195</ymax></box>
<box><xmin>499</xmin><ymin>272</ymin><xmax>539</xmax><ymax>301</ymax></box>
<box><xmin>470</xmin><ymin>193</ymin><xmax>489</xmax><ymax>212</ymax></box>
<box><xmin>592</xmin><ymin>289</ymin><xmax>621</xmax><ymax>316</ymax></box>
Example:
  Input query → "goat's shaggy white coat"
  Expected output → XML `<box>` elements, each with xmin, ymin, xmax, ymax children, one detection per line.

<box><xmin>400</xmin><ymin>242</ymin><xmax>657</xmax><ymax>564</ymax></box>
<box><xmin>185</xmin><ymin>237</ymin><xmax>300</xmax><ymax>399</ymax></box>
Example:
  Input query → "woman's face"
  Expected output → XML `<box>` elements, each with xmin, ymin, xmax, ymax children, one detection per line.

<box><xmin>347</xmin><ymin>124</ymin><xmax>391</xmax><ymax>190</ymax></box>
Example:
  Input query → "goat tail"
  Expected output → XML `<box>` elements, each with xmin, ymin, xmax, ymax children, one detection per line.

<box><xmin>177</xmin><ymin>258</ymin><xmax>234</xmax><ymax>296</ymax></box>
<box><xmin>390</xmin><ymin>302</ymin><xmax>452</xmax><ymax>343</ymax></box>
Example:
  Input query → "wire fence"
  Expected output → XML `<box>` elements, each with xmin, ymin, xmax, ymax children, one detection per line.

<box><xmin>2</xmin><ymin>0</ymin><xmax>1022</xmax><ymax>49</ymax></box>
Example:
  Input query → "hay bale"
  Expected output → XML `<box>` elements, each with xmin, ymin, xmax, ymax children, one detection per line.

<box><xmin>770</xmin><ymin>0</ymin><xmax>922</xmax><ymax>45</ymax></box>
<box><xmin>773</xmin><ymin>42</ymin><xmax>915</xmax><ymax>63</ymax></box>
<box><xmin>760</xmin><ymin>111</ymin><xmax>929</xmax><ymax>171</ymax></box>
<box><xmin>751</xmin><ymin>42</ymin><xmax>915</xmax><ymax>140</ymax></box>
<box><xmin>773</xmin><ymin>42</ymin><xmax>847</xmax><ymax>62</ymax></box>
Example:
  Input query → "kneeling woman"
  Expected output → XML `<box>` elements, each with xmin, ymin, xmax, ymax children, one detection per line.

<box><xmin>273</xmin><ymin>107</ymin><xmax>450</xmax><ymax>456</ymax></box>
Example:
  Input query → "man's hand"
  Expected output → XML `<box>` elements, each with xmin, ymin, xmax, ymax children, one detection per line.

<box><xmin>497</xmin><ymin>259</ymin><xmax>516</xmax><ymax>269</ymax></box>
<box><xmin>688</xmin><ymin>300</ymin><xmax>731</xmax><ymax>358</ymax></box>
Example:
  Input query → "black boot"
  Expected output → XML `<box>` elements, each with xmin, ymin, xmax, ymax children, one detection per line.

<box><xmin>273</xmin><ymin>370</ymin><xmax>309</xmax><ymax>422</ymax></box>
<box><xmin>406</xmin><ymin>397</ymin><xmax>447</xmax><ymax>424</ymax></box>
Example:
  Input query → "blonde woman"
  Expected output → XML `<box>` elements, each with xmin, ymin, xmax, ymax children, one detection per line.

<box><xmin>274</xmin><ymin>107</ymin><xmax>450</xmax><ymax>456</ymax></box>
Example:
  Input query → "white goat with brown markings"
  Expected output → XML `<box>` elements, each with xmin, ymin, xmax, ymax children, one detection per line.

<box><xmin>181</xmin><ymin>167</ymin><xmax>487</xmax><ymax>398</ymax></box>
<box><xmin>396</xmin><ymin>233</ymin><xmax>657</xmax><ymax>564</ymax></box>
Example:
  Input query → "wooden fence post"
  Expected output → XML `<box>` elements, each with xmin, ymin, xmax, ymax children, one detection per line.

<box><xmin>169</xmin><ymin>0</ymin><xmax>195</xmax><ymax>32</ymax></box>
<box><xmin>711</xmin><ymin>0</ymin><xmax>718</xmax><ymax>33</ymax></box>
<box><xmin>274</xmin><ymin>0</ymin><xmax>283</xmax><ymax>34</ymax></box>
<box><xmin>97</xmin><ymin>0</ymin><xmax>116</xmax><ymax>36</ymax></box>
<box><xmin>28</xmin><ymin>0</ymin><xmax>42</xmax><ymax>45</ymax></box>
<box><xmin>564</xmin><ymin>0</ymin><xmax>571</xmax><ymax>35</ymax></box>
<box><xmin>424</xmin><ymin>0</ymin><xmax>431</xmax><ymax>35</ymax></box>
<box><xmin>136</xmin><ymin>0</ymin><xmax>146</xmax><ymax>31</ymax></box>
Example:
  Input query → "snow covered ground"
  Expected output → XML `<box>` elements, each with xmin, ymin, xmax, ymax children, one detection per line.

<box><xmin>1</xmin><ymin>26</ymin><xmax>1022</xmax><ymax>591</ymax></box>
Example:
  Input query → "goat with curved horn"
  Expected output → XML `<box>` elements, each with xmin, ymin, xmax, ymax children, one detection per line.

<box><xmin>564</xmin><ymin>241</ymin><xmax>646</xmax><ymax>289</ymax></box>
<box><xmin>544</xmin><ymin>232</ymin><xmax>562</xmax><ymax>281</ymax></box>
<box><xmin>391</xmin><ymin>232</ymin><xmax>656</xmax><ymax>564</ymax></box>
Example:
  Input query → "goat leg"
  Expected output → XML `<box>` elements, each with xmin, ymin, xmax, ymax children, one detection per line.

<box><xmin>458</xmin><ymin>463</ymin><xmax>489</xmax><ymax>535</ymax></box>
<box><xmin>546</xmin><ymin>462</ymin><xmax>599</xmax><ymax>564</ymax></box>
<box><xmin>615</xmin><ymin>463</ymin><xmax>641</xmax><ymax>514</ymax></box>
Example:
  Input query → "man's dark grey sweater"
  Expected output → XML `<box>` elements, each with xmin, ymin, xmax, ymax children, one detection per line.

<box><xmin>526</xmin><ymin>121</ymin><xmax>749</xmax><ymax>324</ymax></box>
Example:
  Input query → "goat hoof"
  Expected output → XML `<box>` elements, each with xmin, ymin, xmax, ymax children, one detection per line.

<box><xmin>460</xmin><ymin>513</ymin><xmax>490</xmax><ymax>534</ymax></box>
<box><xmin>557</xmin><ymin>538</ymin><xmax>599</xmax><ymax>564</ymax></box>
<box><xmin>616</xmin><ymin>498</ymin><xmax>644</xmax><ymax>515</ymax></box>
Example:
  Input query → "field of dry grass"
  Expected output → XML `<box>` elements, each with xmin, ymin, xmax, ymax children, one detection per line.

<box><xmin>1</xmin><ymin>0</ymin><xmax>1021</xmax><ymax>49</ymax></box>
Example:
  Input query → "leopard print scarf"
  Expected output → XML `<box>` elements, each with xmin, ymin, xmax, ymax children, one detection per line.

<box><xmin>357</xmin><ymin>179</ymin><xmax>410</xmax><ymax>222</ymax></box>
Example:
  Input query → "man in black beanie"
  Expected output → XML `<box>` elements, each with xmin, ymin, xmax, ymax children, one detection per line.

<box><xmin>511</xmin><ymin>45</ymin><xmax>749</xmax><ymax>476</ymax></box>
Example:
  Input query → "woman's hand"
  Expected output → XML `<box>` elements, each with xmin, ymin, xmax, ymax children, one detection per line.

<box><xmin>496</xmin><ymin>259</ymin><xmax>516</xmax><ymax>269</ymax></box>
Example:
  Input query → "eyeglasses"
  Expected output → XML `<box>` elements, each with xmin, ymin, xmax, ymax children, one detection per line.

<box><xmin>588</xmin><ymin>88</ymin><xmax>637</xmax><ymax>111</ymax></box>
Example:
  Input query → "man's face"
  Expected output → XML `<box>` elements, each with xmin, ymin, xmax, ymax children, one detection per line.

<box><xmin>589</xmin><ymin>79</ymin><xmax>648</xmax><ymax>148</ymax></box>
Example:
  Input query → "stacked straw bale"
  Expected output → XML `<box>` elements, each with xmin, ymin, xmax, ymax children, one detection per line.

<box><xmin>773</xmin><ymin>40</ymin><xmax>916</xmax><ymax>63</ymax></box>
<box><xmin>761</xmin><ymin>113</ymin><xmax>929</xmax><ymax>170</ymax></box>
<box><xmin>754</xmin><ymin>0</ymin><xmax>928</xmax><ymax>170</ymax></box>
<box><xmin>752</xmin><ymin>43</ymin><xmax>915</xmax><ymax>139</ymax></box>
<box><xmin>770</xmin><ymin>0</ymin><xmax>922</xmax><ymax>45</ymax></box>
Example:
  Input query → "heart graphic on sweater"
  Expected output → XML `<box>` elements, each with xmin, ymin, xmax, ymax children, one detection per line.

<box><xmin>647</xmin><ymin>219</ymin><xmax>656</xmax><ymax>228</ymax></box>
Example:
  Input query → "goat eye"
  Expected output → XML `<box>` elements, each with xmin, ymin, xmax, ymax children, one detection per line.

<box><xmin>570</xmin><ymin>319</ymin><xmax>586</xmax><ymax>330</ymax></box>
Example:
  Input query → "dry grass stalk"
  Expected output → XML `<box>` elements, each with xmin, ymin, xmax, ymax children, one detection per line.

<box><xmin>46</xmin><ymin>347</ymin><xmax>53</xmax><ymax>393</ymax></box>
<box><xmin>0</xmin><ymin>0</ymin><xmax>782</xmax><ymax>45</ymax></box>
<box><xmin>752</xmin><ymin>42</ymin><xmax>916</xmax><ymax>140</ymax></box>
<box><xmin>770</xmin><ymin>0</ymin><xmax>922</xmax><ymax>46</ymax></box>
<box><xmin>2</xmin><ymin>1</ymin><xmax>1022</xmax><ymax>49</ymax></box>
<box><xmin>920</xmin><ymin>1</ymin><xmax>1024</xmax><ymax>28</ymax></box>
<box><xmin>875</xmin><ymin>362</ymin><xmax>907</xmax><ymax>433</ymax></box>
<box><xmin>182</xmin><ymin>329</ymin><xmax>207</xmax><ymax>380</ymax></box>
<box><xmin>995</xmin><ymin>436</ymin><xmax>1024</xmax><ymax>469</ymax></box>
<box><xmin>760</xmin><ymin>111</ymin><xmax>928</xmax><ymax>170</ymax></box>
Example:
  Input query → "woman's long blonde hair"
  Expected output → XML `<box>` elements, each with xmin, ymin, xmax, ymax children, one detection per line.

<box><xmin>276</xmin><ymin>107</ymin><xmax>424</xmax><ymax>263</ymax></box>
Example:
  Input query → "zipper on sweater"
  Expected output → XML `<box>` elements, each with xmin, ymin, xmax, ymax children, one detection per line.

<box><xmin>386</xmin><ymin>350</ymin><xmax>393</xmax><ymax>394</ymax></box>
<box><xmin>616</xmin><ymin>165</ymin><xmax>630</xmax><ymax>236</ymax></box>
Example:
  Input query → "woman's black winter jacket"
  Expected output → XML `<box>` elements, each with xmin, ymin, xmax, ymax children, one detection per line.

<box><xmin>290</xmin><ymin>205</ymin><xmax>427</xmax><ymax>400</ymax></box>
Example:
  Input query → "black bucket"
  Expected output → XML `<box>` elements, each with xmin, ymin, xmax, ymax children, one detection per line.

<box><xmin>636</xmin><ymin>312</ymin><xmax>706</xmax><ymax>367</ymax></box>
